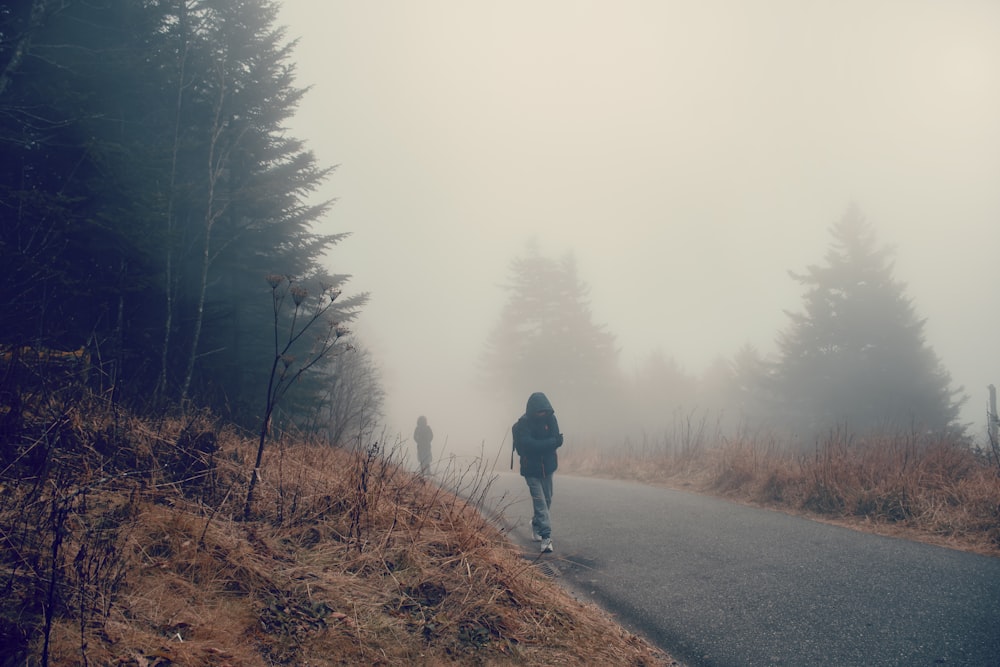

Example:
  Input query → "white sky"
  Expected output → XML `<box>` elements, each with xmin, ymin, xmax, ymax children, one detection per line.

<box><xmin>278</xmin><ymin>0</ymin><xmax>1000</xmax><ymax>451</ymax></box>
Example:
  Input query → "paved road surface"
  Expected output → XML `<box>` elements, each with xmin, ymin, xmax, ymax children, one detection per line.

<box><xmin>482</xmin><ymin>472</ymin><xmax>1000</xmax><ymax>667</ymax></box>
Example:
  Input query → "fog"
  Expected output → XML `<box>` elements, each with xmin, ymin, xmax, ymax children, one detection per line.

<box><xmin>277</xmin><ymin>1</ymin><xmax>1000</xmax><ymax>454</ymax></box>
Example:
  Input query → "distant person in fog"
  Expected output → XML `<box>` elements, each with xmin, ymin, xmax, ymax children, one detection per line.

<box><xmin>511</xmin><ymin>392</ymin><xmax>563</xmax><ymax>553</ymax></box>
<box><xmin>413</xmin><ymin>416</ymin><xmax>433</xmax><ymax>475</ymax></box>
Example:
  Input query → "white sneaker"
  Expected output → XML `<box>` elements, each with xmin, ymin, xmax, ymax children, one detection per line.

<box><xmin>540</xmin><ymin>537</ymin><xmax>553</xmax><ymax>553</ymax></box>
<box><xmin>531</xmin><ymin>530</ymin><xmax>542</xmax><ymax>542</ymax></box>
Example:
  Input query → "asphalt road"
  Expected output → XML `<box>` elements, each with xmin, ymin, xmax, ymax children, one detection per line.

<box><xmin>483</xmin><ymin>472</ymin><xmax>1000</xmax><ymax>667</ymax></box>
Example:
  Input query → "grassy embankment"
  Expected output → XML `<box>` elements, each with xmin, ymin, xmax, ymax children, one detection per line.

<box><xmin>562</xmin><ymin>417</ymin><xmax>1000</xmax><ymax>558</ymax></box>
<box><xmin>0</xmin><ymin>391</ymin><xmax>675</xmax><ymax>666</ymax></box>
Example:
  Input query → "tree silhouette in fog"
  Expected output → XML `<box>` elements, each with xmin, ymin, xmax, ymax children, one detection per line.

<box><xmin>770</xmin><ymin>206</ymin><xmax>964</xmax><ymax>436</ymax></box>
<box><xmin>0</xmin><ymin>0</ymin><xmax>377</xmax><ymax>431</ymax></box>
<box><xmin>629</xmin><ymin>350</ymin><xmax>699</xmax><ymax>431</ymax></box>
<box><xmin>480</xmin><ymin>245</ymin><xmax>622</xmax><ymax>437</ymax></box>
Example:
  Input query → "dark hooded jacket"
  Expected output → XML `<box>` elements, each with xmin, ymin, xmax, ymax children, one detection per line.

<box><xmin>512</xmin><ymin>392</ymin><xmax>563</xmax><ymax>478</ymax></box>
<box><xmin>413</xmin><ymin>416</ymin><xmax>433</xmax><ymax>447</ymax></box>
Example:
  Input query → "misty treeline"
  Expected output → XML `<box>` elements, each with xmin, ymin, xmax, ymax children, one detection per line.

<box><xmin>481</xmin><ymin>208</ymin><xmax>966</xmax><ymax>445</ymax></box>
<box><xmin>0</xmin><ymin>0</ymin><xmax>383</xmax><ymax>439</ymax></box>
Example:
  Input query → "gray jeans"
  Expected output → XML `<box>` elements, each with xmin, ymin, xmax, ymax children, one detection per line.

<box><xmin>417</xmin><ymin>443</ymin><xmax>431</xmax><ymax>475</ymax></box>
<box><xmin>524</xmin><ymin>475</ymin><xmax>553</xmax><ymax>539</ymax></box>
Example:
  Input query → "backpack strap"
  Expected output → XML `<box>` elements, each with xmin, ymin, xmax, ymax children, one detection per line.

<box><xmin>510</xmin><ymin>425</ymin><xmax>517</xmax><ymax>470</ymax></box>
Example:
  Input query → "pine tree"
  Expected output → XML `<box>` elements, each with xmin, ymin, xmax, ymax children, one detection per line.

<box><xmin>481</xmin><ymin>245</ymin><xmax>622</xmax><ymax>436</ymax></box>
<box><xmin>0</xmin><ymin>0</ymin><xmax>152</xmax><ymax>352</ymax></box>
<box><xmin>725</xmin><ymin>344</ymin><xmax>773</xmax><ymax>426</ymax></box>
<box><xmin>772</xmin><ymin>206</ymin><xmax>964</xmax><ymax>436</ymax></box>
<box><xmin>0</xmin><ymin>0</ymin><xmax>370</xmax><ymax>428</ymax></box>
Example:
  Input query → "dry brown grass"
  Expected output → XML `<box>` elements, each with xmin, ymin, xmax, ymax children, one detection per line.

<box><xmin>0</xmin><ymin>390</ymin><xmax>674</xmax><ymax>666</ymax></box>
<box><xmin>563</xmin><ymin>427</ymin><xmax>1000</xmax><ymax>558</ymax></box>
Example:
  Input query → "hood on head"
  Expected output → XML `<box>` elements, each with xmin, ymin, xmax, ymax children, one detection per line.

<box><xmin>417</xmin><ymin>416</ymin><xmax>427</xmax><ymax>426</ymax></box>
<box><xmin>525</xmin><ymin>392</ymin><xmax>554</xmax><ymax>415</ymax></box>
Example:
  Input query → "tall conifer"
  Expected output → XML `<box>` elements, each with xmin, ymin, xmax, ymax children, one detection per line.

<box><xmin>772</xmin><ymin>206</ymin><xmax>963</xmax><ymax>436</ymax></box>
<box><xmin>481</xmin><ymin>245</ymin><xmax>622</xmax><ymax>436</ymax></box>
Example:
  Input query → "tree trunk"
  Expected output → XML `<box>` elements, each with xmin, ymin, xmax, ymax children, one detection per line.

<box><xmin>180</xmin><ymin>58</ymin><xmax>228</xmax><ymax>403</ymax></box>
<box><xmin>155</xmin><ymin>1</ymin><xmax>189</xmax><ymax>404</ymax></box>
<box><xmin>0</xmin><ymin>0</ymin><xmax>52</xmax><ymax>98</ymax></box>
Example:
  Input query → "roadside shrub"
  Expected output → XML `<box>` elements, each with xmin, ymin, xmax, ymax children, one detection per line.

<box><xmin>562</xmin><ymin>420</ymin><xmax>1000</xmax><ymax>556</ymax></box>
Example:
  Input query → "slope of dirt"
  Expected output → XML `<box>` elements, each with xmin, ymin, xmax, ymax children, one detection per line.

<box><xmin>0</xmin><ymin>395</ymin><xmax>676</xmax><ymax>666</ymax></box>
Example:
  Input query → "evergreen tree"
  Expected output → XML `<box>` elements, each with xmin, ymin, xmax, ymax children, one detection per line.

<box><xmin>0</xmin><ymin>0</ymin><xmax>372</xmax><ymax>430</ymax></box>
<box><xmin>0</xmin><ymin>0</ymin><xmax>153</xmax><ymax>353</ymax></box>
<box><xmin>772</xmin><ymin>206</ymin><xmax>964</xmax><ymax>436</ymax></box>
<box><xmin>307</xmin><ymin>342</ymin><xmax>385</xmax><ymax>446</ymax></box>
<box><xmin>148</xmin><ymin>0</ymin><xmax>365</xmax><ymax>419</ymax></box>
<box><xmin>481</xmin><ymin>245</ymin><xmax>622</xmax><ymax>436</ymax></box>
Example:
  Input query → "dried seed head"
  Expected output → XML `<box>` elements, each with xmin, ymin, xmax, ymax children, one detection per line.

<box><xmin>265</xmin><ymin>274</ymin><xmax>284</xmax><ymax>289</ymax></box>
<box><xmin>281</xmin><ymin>354</ymin><xmax>294</xmax><ymax>368</ymax></box>
<box><xmin>290</xmin><ymin>285</ymin><xmax>308</xmax><ymax>306</ymax></box>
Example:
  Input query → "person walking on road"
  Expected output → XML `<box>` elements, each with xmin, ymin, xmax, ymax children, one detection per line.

<box><xmin>511</xmin><ymin>392</ymin><xmax>563</xmax><ymax>553</ymax></box>
<box><xmin>413</xmin><ymin>416</ymin><xmax>433</xmax><ymax>475</ymax></box>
